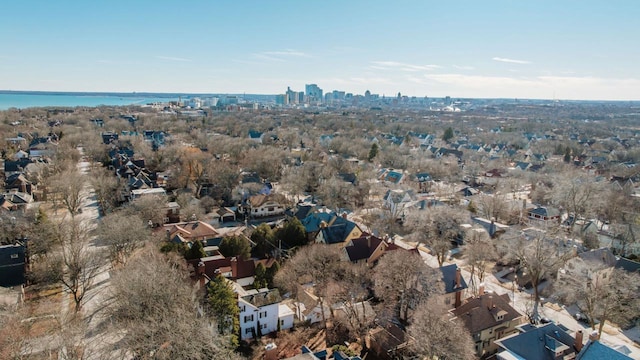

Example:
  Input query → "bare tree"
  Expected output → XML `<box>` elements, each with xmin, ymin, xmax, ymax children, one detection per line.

<box><xmin>107</xmin><ymin>248</ymin><xmax>238</xmax><ymax>359</ymax></box>
<box><xmin>90</xmin><ymin>167</ymin><xmax>122</xmax><ymax>214</ymax></box>
<box><xmin>556</xmin><ymin>258</ymin><xmax>640</xmax><ymax>335</ymax></box>
<box><xmin>551</xmin><ymin>173</ymin><xmax>600</xmax><ymax>232</ymax></box>
<box><xmin>373</xmin><ymin>250</ymin><xmax>443</xmax><ymax>322</ymax></box>
<box><xmin>407</xmin><ymin>206</ymin><xmax>467</xmax><ymax>266</ymax></box>
<box><xmin>97</xmin><ymin>212</ymin><xmax>150</xmax><ymax>266</ymax></box>
<box><xmin>274</xmin><ymin>244</ymin><xmax>343</xmax><ymax>328</ymax></box>
<box><xmin>502</xmin><ymin>229</ymin><xmax>568</xmax><ymax>322</ymax></box>
<box><xmin>325</xmin><ymin>262</ymin><xmax>374</xmax><ymax>345</ymax></box>
<box><xmin>51</xmin><ymin>168</ymin><xmax>85</xmax><ymax>216</ymax></box>
<box><xmin>55</xmin><ymin>219</ymin><xmax>103</xmax><ymax>313</ymax></box>
<box><xmin>406</xmin><ymin>300</ymin><xmax>475</xmax><ymax>360</ymax></box>
<box><xmin>126</xmin><ymin>194</ymin><xmax>168</xmax><ymax>226</ymax></box>
<box><xmin>463</xmin><ymin>228</ymin><xmax>496</xmax><ymax>296</ymax></box>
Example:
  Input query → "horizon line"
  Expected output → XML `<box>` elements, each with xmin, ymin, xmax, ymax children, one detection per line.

<box><xmin>1</xmin><ymin>89</ymin><xmax>639</xmax><ymax>103</ymax></box>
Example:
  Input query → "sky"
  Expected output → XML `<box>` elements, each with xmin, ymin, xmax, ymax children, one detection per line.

<box><xmin>1</xmin><ymin>0</ymin><xmax>639</xmax><ymax>100</ymax></box>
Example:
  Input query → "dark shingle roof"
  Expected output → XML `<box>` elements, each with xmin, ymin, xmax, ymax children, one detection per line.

<box><xmin>440</xmin><ymin>264</ymin><xmax>468</xmax><ymax>294</ymax></box>
<box><xmin>344</xmin><ymin>234</ymin><xmax>383</xmax><ymax>262</ymax></box>
<box><xmin>452</xmin><ymin>293</ymin><xmax>521</xmax><ymax>334</ymax></box>
<box><xmin>615</xmin><ymin>257</ymin><xmax>640</xmax><ymax>273</ymax></box>
<box><xmin>0</xmin><ymin>244</ymin><xmax>26</xmax><ymax>287</ymax></box>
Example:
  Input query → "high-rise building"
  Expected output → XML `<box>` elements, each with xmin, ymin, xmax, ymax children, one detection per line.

<box><xmin>305</xmin><ymin>84</ymin><xmax>323</xmax><ymax>103</ymax></box>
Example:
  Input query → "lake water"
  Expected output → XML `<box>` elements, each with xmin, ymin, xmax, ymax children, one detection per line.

<box><xmin>0</xmin><ymin>92</ymin><xmax>179</xmax><ymax>110</ymax></box>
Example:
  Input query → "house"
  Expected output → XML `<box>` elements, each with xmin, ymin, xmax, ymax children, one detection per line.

<box><xmin>4</xmin><ymin>173</ymin><xmax>35</xmax><ymax>195</ymax></box>
<box><xmin>130</xmin><ymin>187</ymin><xmax>166</xmax><ymax>201</ymax></box>
<box><xmin>472</xmin><ymin>217</ymin><xmax>509</xmax><ymax>238</ymax></box>
<box><xmin>101</xmin><ymin>131</ymin><xmax>119</xmax><ymax>144</ymax></box>
<box><xmin>212</xmin><ymin>207</ymin><xmax>237</xmax><ymax>224</ymax></box>
<box><xmin>290</xmin><ymin>286</ymin><xmax>329</xmax><ymax>325</ymax></box>
<box><xmin>575</xmin><ymin>338</ymin><xmax>633</xmax><ymax>360</ymax></box>
<box><xmin>378</xmin><ymin>168</ymin><xmax>404</xmax><ymax>184</ymax></box>
<box><xmin>164</xmin><ymin>221</ymin><xmax>220</xmax><ymax>244</ymax></box>
<box><xmin>0</xmin><ymin>243</ymin><xmax>26</xmax><ymax>287</ymax></box>
<box><xmin>413</xmin><ymin>172</ymin><xmax>432</xmax><ymax>192</ymax></box>
<box><xmin>0</xmin><ymin>192</ymin><xmax>33</xmax><ymax>211</ymax></box>
<box><xmin>342</xmin><ymin>233</ymin><xmax>387</xmax><ymax>264</ymax></box>
<box><xmin>143</xmin><ymin>130</ymin><xmax>167</xmax><ymax>148</ymax></box>
<box><xmin>238</xmin><ymin>288</ymin><xmax>294</xmax><ymax>340</ymax></box>
<box><xmin>439</xmin><ymin>264</ymin><xmax>468</xmax><ymax>308</ymax></box>
<box><xmin>451</xmin><ymin>290</ymin><xmax>524</xmax><ymax>357</ymax></box>
<box><xmin>495</xmin><ymin>323</ymin><xmax>582</xmax><ymax>360</ymax></box>
<box><xmin>367</xmin><ymin>322</ymin><xmax>410</xmax><ymax>360</ymax></box>
<box><xmin>514</xmin><ymin>161</ymin><xmax>531</xmax><ymax>171</ymax></box>
<box><xmin>3</xmin><ymin>159</ymin><xmax>32</xmax><ymax>177</ymax></box>
<box><xmin>247</xmin><ymin>194</ymin><xmax>286</xmax><ymax>218</ymax></box>
<box><xmin>315</xmin><ymin>215</ymin><xmax>363</xmax><ymax>245</ymax></box>
<box><xmin>248</xmin><ymin>130</ymin><xmax>265</xmax><ymax>143</ymax></box>
<box><xmin>13</xmin><ymin>150</ymin><xmax>29</xmax><ymax>160</ymax></box>
<box><xmin>383</xmin><ymin>189</ymin><xmax>417</xmax><ymax>217</ymax></box>
<box><xmin>527</xmin><ymin>206</ymin><xmax>561</xmax><ymax>225</ymax></box>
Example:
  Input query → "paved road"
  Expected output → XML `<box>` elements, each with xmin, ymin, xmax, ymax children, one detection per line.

<box><xmin>73</xmin><ymin>151</ymin><xmax>122</xmax><ymax>359</ymax></box>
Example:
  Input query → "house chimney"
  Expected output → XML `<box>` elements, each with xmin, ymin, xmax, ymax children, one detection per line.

<box><xmin>367</xmin><ymin>236</ymin><xmax>371</xmax><ymax>249</ymax></box>
<box><xmin>486</xmin><ymin>294</ymin><xmax>494</xmax><ymax>309</ymax></box>
<box><xmin>342</xmin><ymin>212</ymin><xmax>347</xmax><ymax>219</ymax></box>
<box><xmin>479</xmin><ymin>283</ymin><xmax>485</xmax><ymax>296</ymax></box>
<box><xmin>197</xmin><ymin>261</ymin><xmax>205</xmax><ymax>288</ymax></box>
<box><xmin>455</xmin><ymin>267</ymin><xmax>462</xmax><ymax>288</ymax></box>
<box><xmin>588</xmin><ymin>330</ymin><xmax>599</xmax><ymax>342</ymax></box>
<box><xmin>574</xmin><ymin>330</ymin><xmax>584</xmax><ymax>352</ymax></box>
<box><xmin>230</xmin><ymin>257</ymin><xmax>238</xmax><ymax>279</ymax></box>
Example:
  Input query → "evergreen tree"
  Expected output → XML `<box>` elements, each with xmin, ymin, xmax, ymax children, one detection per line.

<box><xmin>219</xmin><ymin>235</ymin><xmax>251</xmax><ymax>260</ymax></box>
<box><xmin>266</xmin><ymin>260</ymin><xmax>280</xmax><ymax>288</ymax></box>
<box><xmin>254</xmin><ymin>263</ymin><xmax>267</xmax><ymax>289</ymax></box>
<box><xmin>368</xmin><ymin>143</ymin><xmax>379</xmax><ymax>162</ymax></box>
<box><xmin>276</xmin><ymin>217</ymin><xmax>307</xmax><ymax>248</ymax></box>
<box><xmin>251</xmin><ymin>223</ymin><xmax>276</xmax><ymax>258</ymax></box>
<box><xmin>184</xmin><ymin>240</ymin><xmax>206</xmax><ymax>260</ymax></box>
<box><xmin>563</xmin><ymin>147</ymin><xmax>572</xmax><ymax>163</ymax></box>
<box><xmin>442</xmin><ymin>127</ymin><xmax>454</xmax><ymax>142</ymax></box>
<box><xmin>207</xmin><ymin>274</ymin><xmax>240</xmax><ymax>347</ymax></box>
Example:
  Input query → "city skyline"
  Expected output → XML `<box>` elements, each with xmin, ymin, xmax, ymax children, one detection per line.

<box><xmin>1</xmin><ymin>1</ymin><xmax>639</xmax><ymax>100</ymax></box>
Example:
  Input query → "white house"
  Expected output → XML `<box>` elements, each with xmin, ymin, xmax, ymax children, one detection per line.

<box><xmin>130</xmin><ymin>187</ymin><xmax>166</xmax><ymax>201</ymax></box>
<box><xmin>247</xmin><ymin>194</ymin><xmax>286</xmax><ymax>218</ymax></box>
<box><xmin>238</xmin><ymin>288</ymin><xmax>294</xmax><ymax>340</ymax></box>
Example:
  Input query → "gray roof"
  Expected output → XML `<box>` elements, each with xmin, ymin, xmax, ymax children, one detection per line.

<box><xmin>496</xmin><ymin>323</ymin><xmax>577</xmax><ymax>360</ymax></box>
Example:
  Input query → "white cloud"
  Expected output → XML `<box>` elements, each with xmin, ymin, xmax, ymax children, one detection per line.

<box><xmin>420</xmin><ymin>73</ymin><xmax>640</xmax><ymax>100</ymax></box>
<box><xmin>371</xmin><ymin>61</ymin><xmax>440</xmax><ymax>72</ymax></box>
<box><xmin>251</xmin><ymin>49</ymin><xmax>312</xmax><ymax>62</ymax></box>
<box><xmin>262</xmin><ymin>49</ymin><xmax>311</xmax><ymax>57</ymax></box>
<box><xmin>453</xmin><ymin>65</ymin><xmax>475</xmax><ymax>70</ymax></box>
<box><xmin>156</xmin><ymin>55</ymin><xmax>192</xmax><ymax>62</ymax></box>
<box><xmin>492</xmin><ymin>57</ymin><xmax>531</xmax><ymax>64</ymax></box>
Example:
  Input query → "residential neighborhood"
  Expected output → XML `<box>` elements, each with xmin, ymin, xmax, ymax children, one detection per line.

<box><xmin>1</xmin><ymin>98</ymin><xmax>639</xmax><ymax>360</ymax></box>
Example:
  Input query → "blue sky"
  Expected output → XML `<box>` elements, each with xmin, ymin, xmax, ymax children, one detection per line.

<box><xmin>1</xmin><ymin>1</ymin><xmax>638</xmax><ymax>100</ymax></box>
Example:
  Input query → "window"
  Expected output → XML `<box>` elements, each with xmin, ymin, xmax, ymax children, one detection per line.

<box><xmin>268</xmin><ymin>207</ymin><xmax>274</xmax><ymax>212</ymax></box>
<box><xmin>259</xmin><ymin>311</ymin><xmax>267</xmax><ymax>319</ymax></box>
<box><xmin>254</xmin><ymin>209</ymin><xmax>258</xmax><ymax>213</ymax></box>
<box><xmin>280</xmin><ymin>319</ymin><xmax>284</xmax><ymax>326</ymax></box>
<box><xmin>10</xmin><ymin>254</ymin><xmax>19</xmax><ymax>259</ymax></box>
<box><xmin>245</xmin><ymin>328</ymin><xmax>252</xmax><ymax>334</ymax></box>
<box><xmin>262</xmin><ymin>323</ymin><xmax>267</xmax><ymax>329</ymax></box>
<box><xmin>243</xmin><ymin>315</ymin><xmax>254</xmax><ymax>322</ymax></box>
